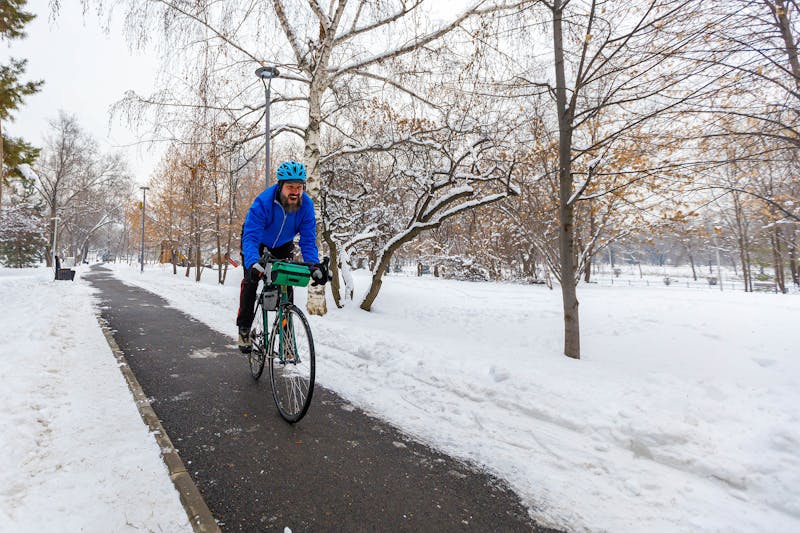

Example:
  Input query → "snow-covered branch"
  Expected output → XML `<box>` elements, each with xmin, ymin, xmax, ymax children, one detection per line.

<box><xmin>309</xmin><ymin>0</ymin><xmax>331</xmax><ymax>27</ymax></box>
<box><xmin>272</xmin><ymin>0</ymin><xmax>309</xmax><ymax>69</ymax></box>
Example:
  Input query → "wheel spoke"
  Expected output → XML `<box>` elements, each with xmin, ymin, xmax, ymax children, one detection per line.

<box><xmin>248</xmin><ymin>304</ymin><xmax>266</xmax><ymax>379</ymax></box>
<box><xmin>269</xmin><ymin>304</ymin><xmax>315</xmax><ymax>422</ymax></box>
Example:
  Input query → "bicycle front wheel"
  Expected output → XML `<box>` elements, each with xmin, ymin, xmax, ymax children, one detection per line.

<box><xmin>248</xmin><ymin>302</ymin><xmax>267</xmax><ymax>380</ymax></box>
<box><xmin>268</xmin><ymin>303</ymin><xmax>315</xmax><ymax>423</ymax></box>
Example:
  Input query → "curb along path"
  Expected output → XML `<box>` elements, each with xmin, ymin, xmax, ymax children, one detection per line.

<box><xmin>95</xmin><ymin>314</ymin><xmax>220</xmax><ymax>533</ymax></box>
<box><xmin>86</xmin><ymin>265</ymin><xmax>552</xmax><ymax>532</ymax></box>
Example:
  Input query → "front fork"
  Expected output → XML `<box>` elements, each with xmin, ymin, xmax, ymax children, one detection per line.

<box><xmin>276</xmin><ymin>288</ymin><xmax>297</xmax><ymax>363</ymax></box>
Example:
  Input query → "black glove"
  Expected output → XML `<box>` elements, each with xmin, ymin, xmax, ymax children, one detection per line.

<box><xmin>310</xmin><ymin>258</ymin><xmax>330</xmax><ymax>286</ymax></box>
<box><xmin>246</xmin><ymin>265</ymin><xmax>262</xmax><ymax>282</ymax></box>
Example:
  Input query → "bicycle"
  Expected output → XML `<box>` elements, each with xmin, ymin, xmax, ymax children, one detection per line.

<box><xmin>248</xmin><ymin>252</ymin><xmax>327</xmax><ymax>423</ymax></box>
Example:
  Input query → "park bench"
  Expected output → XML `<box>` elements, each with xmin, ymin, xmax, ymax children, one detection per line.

<box><xmin>54</xmin><ymin>256</ymin><xmax>76</xmax><ymax>281</ymax></box>
<box><xmin>752</xmin><ymin>281</ymin><xmax>776</xmax><ymax>292</ymax></box>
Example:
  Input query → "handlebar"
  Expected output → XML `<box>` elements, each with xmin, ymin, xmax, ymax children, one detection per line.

<box><xmin>252</xmin><ymin>252</ymin><xmax>329</xmax><ymax>274</ymax></box>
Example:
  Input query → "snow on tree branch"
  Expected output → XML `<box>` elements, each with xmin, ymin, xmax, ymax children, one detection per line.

<box><xmin>272</xmin><ymin>0</ymin><xmax>309</xmax><ymax>69</ymax></box>
<box><xmin>17</xmin><ymin>164</ymin><xmax>39</xmax><ymax>183</ymax></box>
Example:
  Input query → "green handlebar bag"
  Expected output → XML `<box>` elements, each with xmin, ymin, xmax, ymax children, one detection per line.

<box><xmin>271</xmin><ymin>261</ymin><xmax>311</xmax><ymax>287</ymax></box>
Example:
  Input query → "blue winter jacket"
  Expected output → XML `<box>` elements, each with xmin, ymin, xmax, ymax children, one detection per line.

<box><xmin>241</xmin><ymin>183</ymin><xmax>319</xmax><ymax>268</ymax></box>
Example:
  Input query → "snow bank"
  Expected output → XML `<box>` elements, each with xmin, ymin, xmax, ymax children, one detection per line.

<box><xmin>0</xmin><ymin>266</ymin><xmax>189</xmax><ymax>531</ymax></box>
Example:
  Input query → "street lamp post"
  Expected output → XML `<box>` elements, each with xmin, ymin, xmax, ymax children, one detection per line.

<box><xmin>139</xmin><ymin>186</ymin><xmax>150</xmax><ymax>273</ymax></box>
<box><xmin>255</xmin><ymin>65</ymin><xmax>280</xmax><ymax>188</ymax></box>
<box><xmin>51</xmin><ymin>215</ymin><xmax>60</xmax><ymax>273</ymax></box>
<box><xmin>714</xmin><ymin>237</ymin><xmax>723</xmax><ymax>292</ymax></box>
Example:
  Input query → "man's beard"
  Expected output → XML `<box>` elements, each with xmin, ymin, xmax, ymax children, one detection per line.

<box><xmin>279</xmin><ymin>192</ymin><xmax>301</xmax><ymax>213</ymax></box>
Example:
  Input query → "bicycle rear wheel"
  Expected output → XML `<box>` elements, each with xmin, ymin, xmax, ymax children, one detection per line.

<box><xmin>268</xmin><ymin>303</ymin><xmax>315</xmax><ymax>423</ymax></box>
<box><xmin>248</xmin><ymin>302</ymin><xmax>266</xmax><ymax>379</ymax></box>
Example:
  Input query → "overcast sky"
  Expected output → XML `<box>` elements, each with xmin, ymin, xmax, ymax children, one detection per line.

<box><xmin>2</xmin><ymin>1</ymin><xmax>161</xmax><ymax>184</ymax></box>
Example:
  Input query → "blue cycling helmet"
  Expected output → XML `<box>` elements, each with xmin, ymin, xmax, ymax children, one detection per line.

<box><xmin>276</xmin><ymin>160</ymin><xmax>307</xmax><ymax>182</ymax></box>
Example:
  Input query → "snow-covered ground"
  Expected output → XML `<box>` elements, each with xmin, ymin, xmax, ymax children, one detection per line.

<box><xmin>0</xmin><ymin>266</ymin><xmax>189</xmax><ymax>532</ymax></box>
<box><xmin>2</xmin><ymin>261</ymin><xmax>798</xmax><ymax>532</ymax></box>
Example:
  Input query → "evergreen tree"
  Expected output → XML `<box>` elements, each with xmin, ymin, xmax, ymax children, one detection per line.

<box><xmin>1</xmin><ymin>59</ymin><xmax>43</xmax><ymax>207</ymax></box>
<box><xmin>0</xmin><ymin>0</ymin><xmax>42</xmax><ymax>209</ymax></box>
<box><xmin>3</xmin><ymin>134</ymin><xmax>39</xmax><ymax>179</ymax></box>
<box><xmin>0</xmin><ymin>0</ymin><xmax>35</xmax><ymax>40</ymax></box>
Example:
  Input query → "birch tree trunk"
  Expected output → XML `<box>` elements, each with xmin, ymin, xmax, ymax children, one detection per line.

<box><xmin>304</xmin><ymin>85</ymin><xmax>327</xmax><ymax>315</ymax></box>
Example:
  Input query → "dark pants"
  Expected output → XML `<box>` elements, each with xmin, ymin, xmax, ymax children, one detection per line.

<box><xmin>236</xmin><ymin>241</ymin><xmax>294</xmax><ymax>330</ymax></box>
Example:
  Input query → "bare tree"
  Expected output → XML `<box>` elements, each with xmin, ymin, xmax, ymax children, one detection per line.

<box><xmin>31</xmin><ymin>112</ymin><xmax>130</xmax><ymax>265</ymax></box>
<box><xmin>507</xmin><ymin>0</ymin><xmax>728</xmax><ymax>358</ymax></box>
<box><xmin>60</xmin><ymin>150</ymin><xmax>131</xmax><ymax>262</ymax></box>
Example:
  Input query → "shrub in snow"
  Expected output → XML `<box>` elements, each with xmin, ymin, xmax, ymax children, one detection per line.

<box><xmin>438</xmin><ymin>256</ymin><xmax>491</xmax><ymax>282</ymax></box>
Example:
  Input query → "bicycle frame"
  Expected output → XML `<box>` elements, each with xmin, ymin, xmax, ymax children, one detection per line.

<box><xmin>258</xmin><ymin>282</ymin><xmax>299</xmax><ymax>364</ymax></box>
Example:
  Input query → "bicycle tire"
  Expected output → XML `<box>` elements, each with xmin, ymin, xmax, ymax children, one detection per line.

<box><xmin>248</xmin><ymin>301</ymin><xmax>267</xmax><ymax>379</ymax></box>
<box><xmin>268</xmin><ymin>303</ymin><xmax>315</xmax><ymax>423</ymax></box>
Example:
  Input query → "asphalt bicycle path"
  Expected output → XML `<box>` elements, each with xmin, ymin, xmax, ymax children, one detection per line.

<box><xmin>85</xmin><ymin>265</ymin><xmax>556</xmax><ymax>532</ymax></box>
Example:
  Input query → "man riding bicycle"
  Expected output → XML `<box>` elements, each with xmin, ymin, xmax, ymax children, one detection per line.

<box><xmin>237</xmin><ymin>160</ymin><xmax>328</xmax><ymax>353</ymax></box>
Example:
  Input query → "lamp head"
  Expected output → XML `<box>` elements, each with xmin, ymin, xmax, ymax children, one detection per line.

<box><xmin>255</xmin><ymin>66</ymin><xmax>280</xmax><ymax>79</ymax></box>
